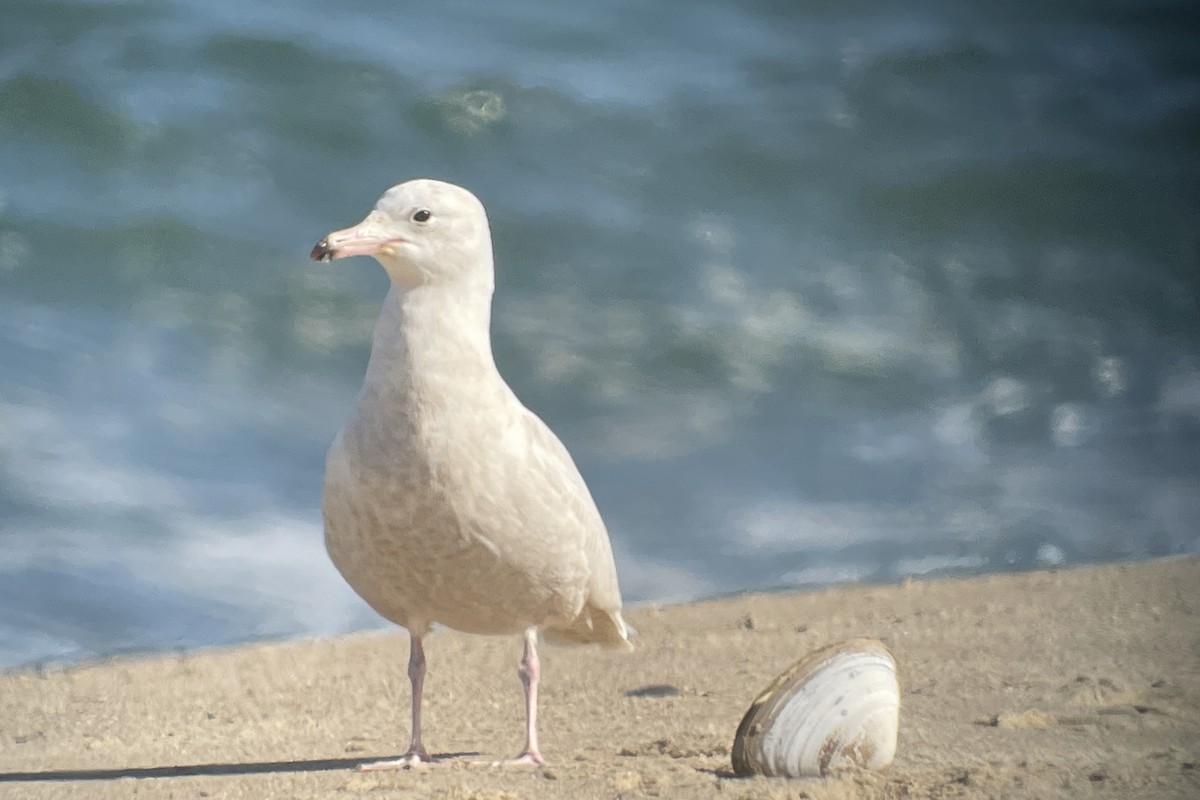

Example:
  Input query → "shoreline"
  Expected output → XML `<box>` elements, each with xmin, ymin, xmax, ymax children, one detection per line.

<box><xmin>2</xmin><ymin>557</ymin><xmax>1197</xmax><ymax>799</ymax></box>
<box><xmin>1</xmin><ymin>559</ymin><xmax>1138</xmax><ymax>677</ymax></box>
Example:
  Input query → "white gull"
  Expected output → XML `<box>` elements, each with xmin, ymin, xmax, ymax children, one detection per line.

<box><xmin>309</xmin><ymin>179</ymin><xmax>631</xmax><ymax>769</ymax></box>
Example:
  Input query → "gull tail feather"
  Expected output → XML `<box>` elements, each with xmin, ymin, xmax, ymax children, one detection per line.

<box><xmin>543</xmin><ymin>604</ymin><xmax>634</xmax><ymax>650</ymax></box>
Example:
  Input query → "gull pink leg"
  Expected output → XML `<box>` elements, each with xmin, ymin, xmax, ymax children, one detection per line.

<box><xmin>360</xmin><ymin>634</ymin><xmax>436</xmax><ymax>771</ymax></box>
<box><xmin>504</xmin><ymin>627</ymin><xmax>546</xmax><ymax>765</ymax></box>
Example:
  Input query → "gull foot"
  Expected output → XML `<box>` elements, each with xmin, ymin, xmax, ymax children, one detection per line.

<box><xmin>359</xmin><ymin>750</ymin><xmax>436</xmax><ymax>772</ymax></box>
<box><xmin>493</xmin><ymin>750</ymin><xmax>545</xmax><ymax>767</ymax></box>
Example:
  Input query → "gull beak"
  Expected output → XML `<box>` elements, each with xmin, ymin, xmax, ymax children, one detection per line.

<box><xmin>310</xmin><ymin>213</ymin><xmax>405</xmax><ymax>262</ymax></box>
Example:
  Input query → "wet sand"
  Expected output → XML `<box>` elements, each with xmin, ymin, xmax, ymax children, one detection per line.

<box><xmin>2</xmin><ymin>558</ymin><xmax>1197</xmax><ymax>799</ymax></box>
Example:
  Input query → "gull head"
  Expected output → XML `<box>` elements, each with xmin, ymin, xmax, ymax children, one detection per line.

<box><xmin>310</xmin><ymin>179</ymin><xmax>493</xmax><ymax>289</ymax></box>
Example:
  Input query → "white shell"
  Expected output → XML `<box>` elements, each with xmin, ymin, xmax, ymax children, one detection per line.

<box><xmin>732</xmin><ymin>638</ymin><xmax>899</xmax><ymax>778</ymax></box>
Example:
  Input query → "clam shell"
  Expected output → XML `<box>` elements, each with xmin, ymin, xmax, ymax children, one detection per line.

<box><xmin>731</xmin><ymin>638</ymin><xmax>899</xmax><ymax>778</ymax></box>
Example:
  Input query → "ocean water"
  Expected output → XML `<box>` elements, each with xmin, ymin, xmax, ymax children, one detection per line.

<box><xmin>1</xmin><ymin>0</ymin><xmax>1198</xmax><ymax>669</ymax></box>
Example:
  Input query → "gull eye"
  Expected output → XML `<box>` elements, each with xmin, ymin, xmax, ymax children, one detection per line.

<box><xmin>412</xmin><ymin>209</ymin><xmax>432</xmax><ymax>223</ymax></box>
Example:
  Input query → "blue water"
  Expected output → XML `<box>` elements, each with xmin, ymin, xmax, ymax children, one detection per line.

<box><xmin>2</xmin><ymin>0</ymin><xmax>1198</xmax><ymax>669</ymax></box>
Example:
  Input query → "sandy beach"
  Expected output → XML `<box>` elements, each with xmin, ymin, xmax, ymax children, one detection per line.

<box><xmin>2</xmin><ymin>557</ymin><xmax>1196</xmax><ymax>799</ymax></box>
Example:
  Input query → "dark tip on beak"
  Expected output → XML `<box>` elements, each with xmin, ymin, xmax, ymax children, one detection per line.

<box><xmin>310</xmin><ymin>239</ymin><xmax>334</xmax><ymax>262</ymax></box>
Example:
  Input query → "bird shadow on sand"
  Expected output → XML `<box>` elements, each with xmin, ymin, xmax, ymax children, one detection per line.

<box><xmin>0</xmin><ymin>752</ymin><xmax>480</xmax><ymax>783</ymax></box>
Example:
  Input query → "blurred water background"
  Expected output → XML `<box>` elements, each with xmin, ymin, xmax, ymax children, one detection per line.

<box><xmin>1</xmin><ymin>0</ymin><xmax>1198</xmax><ymax>669</ymax></box>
